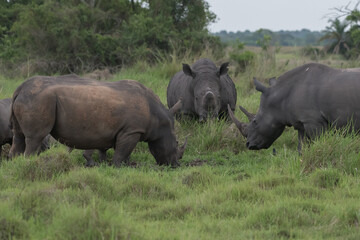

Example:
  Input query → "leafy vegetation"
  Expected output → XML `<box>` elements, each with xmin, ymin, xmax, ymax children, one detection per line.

<box><xmin>318</xmin><ymin>2</ymin><xmax>360</xmax><ymax>59</ymax></box>
<box><xmin>1</xmin><ymin>46</ymin><xmax>360</xmax><ymax>239</ymax></box>
<box><xmin>0</xmin><ymin>0</ymin><xmax>221</xmax><ymax>75</ymax></box>
<box><xmin>229</xmin><ymin>42</ymin><xmax>255</xmax><ymax>75</ymax></box>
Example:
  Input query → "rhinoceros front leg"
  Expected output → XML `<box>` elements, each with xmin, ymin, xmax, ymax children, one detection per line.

<box><xmin>301</xmin><ymin>122</ymin><xmax>328</xmax><ymax>152</ymax></box>
<box><xmin>304</xmin><ymin>122</ymin><xmax>327</xmax><ymax>139</ymax></box>
<box><xmin>9</xmin><ymin>132</ymin><xmax>25</xmax><ymax>158</ymax></box>
<box><xmin>112</xmin><ymin>133</ymin><xmax>141</xmax><ymax>167</ymax></box>
<box><xmin>297</xmin><ymin>129</ymin><xmax>305</xmax><ymax>153</ymax></box>
<box><xmin>83</xmin><ymin>149</ymin><xmax>107</xmax><ymax>167</ymax></box>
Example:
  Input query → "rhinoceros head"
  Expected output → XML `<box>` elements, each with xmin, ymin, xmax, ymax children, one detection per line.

<box><xmin>148</xmin><ymin>129</ymin><xmax>187</xmax><ymax>168</ymax></box>
<box><xmin>182</xmin><ymin>62</ymin><xmax>229</xmax><ymax>122</ymax></box>
<box><xmin>228</xmin><ymin>78</ymin><xmax>285</xmax><ymax>150</ymax></box>
<box><xmin>148</xmin><ymin>99</ymin><xmax>187</xmax><ymax>168</ymax></box>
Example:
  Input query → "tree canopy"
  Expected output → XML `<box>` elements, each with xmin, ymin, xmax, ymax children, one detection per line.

<box><xmin>0</xmin><ymin>0</ymin><xmax>221</xmax><ymax>75</ymax></box>
<box><xmin>320</xmin><ymin>2</ymin><xmax>360</xmax><ymax>59</ymax></box>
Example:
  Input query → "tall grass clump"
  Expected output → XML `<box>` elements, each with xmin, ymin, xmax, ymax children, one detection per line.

<box><xmin>176</xmin><ymin>119</ymin><xmax>245</xmax><ymax>156</ymax></box>
<box><xmin>301</xmin><ymin>127</ymin><xmax>360</xmax><ymax>175</ymax></box>
<box><xmin>3</xmin><ymin>147</ymin><xmax>81</xmax><ymax>182</ymax></box>
<box><xmin>48</xmin><ymin>203</ymin><xmax>139</xmax><ymax>240</ymax></box>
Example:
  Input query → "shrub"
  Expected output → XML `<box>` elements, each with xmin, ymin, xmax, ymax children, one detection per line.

<box><xmin>0</xmin><ymin>203</ymin><xmax>29</xmax><ymax>240</ymax></box>
<box><xmin>301</xmin><ymin>46</ymin><xmax>325</xmax><ymax>60</ymax></box>
<box><xmin>229</xmin><ymin>41</ymin><xmax>256</xmax><ymax>75</ymax></box>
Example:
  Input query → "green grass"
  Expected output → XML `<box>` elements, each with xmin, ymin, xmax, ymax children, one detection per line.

<box><xmin>1</xmin><ymin>47</ymin><xmax>360</xmax><ymax>239</ymax></box>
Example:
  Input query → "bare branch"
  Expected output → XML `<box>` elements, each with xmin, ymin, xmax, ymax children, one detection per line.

<box><xmin>324</xmin><ymin>1</ymin><xmax>360</xmax><ymax>20</ymax></box>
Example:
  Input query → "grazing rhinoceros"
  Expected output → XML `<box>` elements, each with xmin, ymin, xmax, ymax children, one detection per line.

<box><xmin>1</xmin><ymin>98</ymin><xmax>50</xmax><ymax>158</ymax></box>
<box><xmin>167</xmin><ymin>58</ymin><xmax>237</xmax><ymax>122</ymax></box>
<box><xmin>228</xmin><ymin>63</ymin><xmax>360</xmax><ymax>151</ymax></box>
<box><xmin>9</xmin><ymin>75</ymin><xmax>186</xmax><ymax>167</ymax></box>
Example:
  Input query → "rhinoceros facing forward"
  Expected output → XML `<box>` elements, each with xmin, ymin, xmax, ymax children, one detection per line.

<box><xmin>9</xmin><ymin>75</ymin><xmax>186</xmax><ymax>167</ymax></box>
<box><xmin>167</xmin><ymin>58</ymin><xmax>237</xmax><ymax>122</ymax></box>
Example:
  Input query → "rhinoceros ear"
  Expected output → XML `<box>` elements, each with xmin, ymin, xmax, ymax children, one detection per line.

<box><xmin>268</xmin><ymin>77</ymin><xmax>277</xmax><ymax>87</ymax></box>
<box><xmin>217</xmin><ymin>62</ymin><xmax>229</xmax><ymax>77</ymax></box>
<box><xmin>183</xmin><ymin>64</ymin><xmax>196</xmax><ymax>78</ymax></box>
<box><xmin>253</xmin><ymin>78</ymin><xmax>268</xmax><ymax>93</ymax></box>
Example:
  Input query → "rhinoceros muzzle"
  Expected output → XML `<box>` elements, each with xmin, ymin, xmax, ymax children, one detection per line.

<box><xmin>246</xmin><ymin>141</ymin><xmax>259</xmax><ymax>150</ymax></box>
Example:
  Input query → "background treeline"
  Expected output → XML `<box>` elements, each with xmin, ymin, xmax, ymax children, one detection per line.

<box><xmin>213</xmin><ymin>29</ymin><xmax>326</xmax><ymax>46</ymax></box>
<box><xmin>1</xmin><ymin>0</ymin><xmax>360</xmax><ymax>77</ymax></box>
<box><xmin>0</xmin><ymin>0</ymin><xmax>221</xmax><ymax>75</ymax></box>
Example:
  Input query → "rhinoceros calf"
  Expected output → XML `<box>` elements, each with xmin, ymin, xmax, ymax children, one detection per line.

<box><xmin>9</xmin><ymin>75</ymin><xmax>186</xmax><ymax>167</ymax></box>
<box><xmin>228</xmin><ymin>63</ymin><xmax>360</xmax><ymax>151</ymax></box>
<box><xmin>167</xmin><ymin>58</ymin><xmax>237</xmax><ymax>122</ymax></box>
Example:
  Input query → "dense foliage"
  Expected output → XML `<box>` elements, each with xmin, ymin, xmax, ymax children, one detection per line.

<box><xmin>0</xmin><ymin>0</ymin><xmax>221</xmax><ymax>75</ymax></box>
<box><xmin>320</xmin><ymin>2</ymin><xmax>360</xmax><ymax>59</ymax></box>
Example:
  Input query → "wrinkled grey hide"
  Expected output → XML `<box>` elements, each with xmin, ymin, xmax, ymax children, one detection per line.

<box><xmin>9</xmin><ymin>75</ymin><xmax>186</xmax><ymax>167</ymax></box>
<box><xmin>229</xmin><ymin>63</ymin><xmax>360</xmax><ymax>151</ymax></box>
<box><xmin>167</xmin><ymin>58</ymin><xmax>237</xmax><ymax>122</ymax></box>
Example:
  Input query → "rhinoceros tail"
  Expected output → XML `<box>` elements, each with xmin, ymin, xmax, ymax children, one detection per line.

<box><xmin>9</xmin><ymin>85</ymin><xmax>22</xmax><ymax>131</ymax></box>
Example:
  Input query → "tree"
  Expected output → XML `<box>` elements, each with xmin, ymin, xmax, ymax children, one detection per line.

<box><xmin>319</xmin><ymin>18</ymin><xmax>350</xmax><ymax>56</ymax></box>
<box><xmin>0</xmin><ymin>0</ymin><xmax>221</xmax><ymax>75</ymax></box>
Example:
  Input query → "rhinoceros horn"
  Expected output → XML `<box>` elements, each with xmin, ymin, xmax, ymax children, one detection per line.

<box><xmin>227</xmin><ymin>104</ymin><xmax>248</xmax><ymax>137</ymax></box>
<box><xmin>239</xmin><ymin>105</ymin><xmax>255</xmax><ymax>122</ymax></box>
<box><xmin>169</xmin><ymin>99</ymin><xmax>182</xmax><ymax>115</ymax></box>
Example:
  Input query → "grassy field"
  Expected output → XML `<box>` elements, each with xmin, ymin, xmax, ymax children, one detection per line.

<box><xmin>1</xmin><ymin>47</ymin><xmax>360</xmax><ymax>239</ymax></box>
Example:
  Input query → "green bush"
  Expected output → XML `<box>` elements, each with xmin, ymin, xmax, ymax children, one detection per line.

<box><xmin>229</xmin><ymin>41</ymin><xmax>256</xmax><ymax>75</ymax></box>
<box><xmin>0</xmin><ymin>203</ymin><xmax>29</xmax><ymax>240</ymax></box>
<box><xmin>0</xmin><ymin>0</ymin><xmax>221</xmax><ymax>75</ymax></box>
<box><xmin>301</xmin><ymin>46</ymin><xmax>325</xmax><ymax>60</ymax></box>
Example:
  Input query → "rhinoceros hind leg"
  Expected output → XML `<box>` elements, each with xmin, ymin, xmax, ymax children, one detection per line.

<box><xmin>98</xmin><ymin>150</ymin><xmax>107</xmax><ymax>163</ymax></box>
<box><xmin>9</xmin><ymin>132</ymin><xmax>25</xmax><ymax>158</ymax></box>
<box><xmin>83</xmin><ymin>149</ymin><xmax>98</xmax><ymax>167</ymax></box>
<box><xmin>112</xmin><ymin>133</ymin><xmax>140</xmax><ymax>167</ymax></box>
<box><xmin>24</xmin><ymin>136</ymin><xmax>46</xmax><ymax>156</ymax></box>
